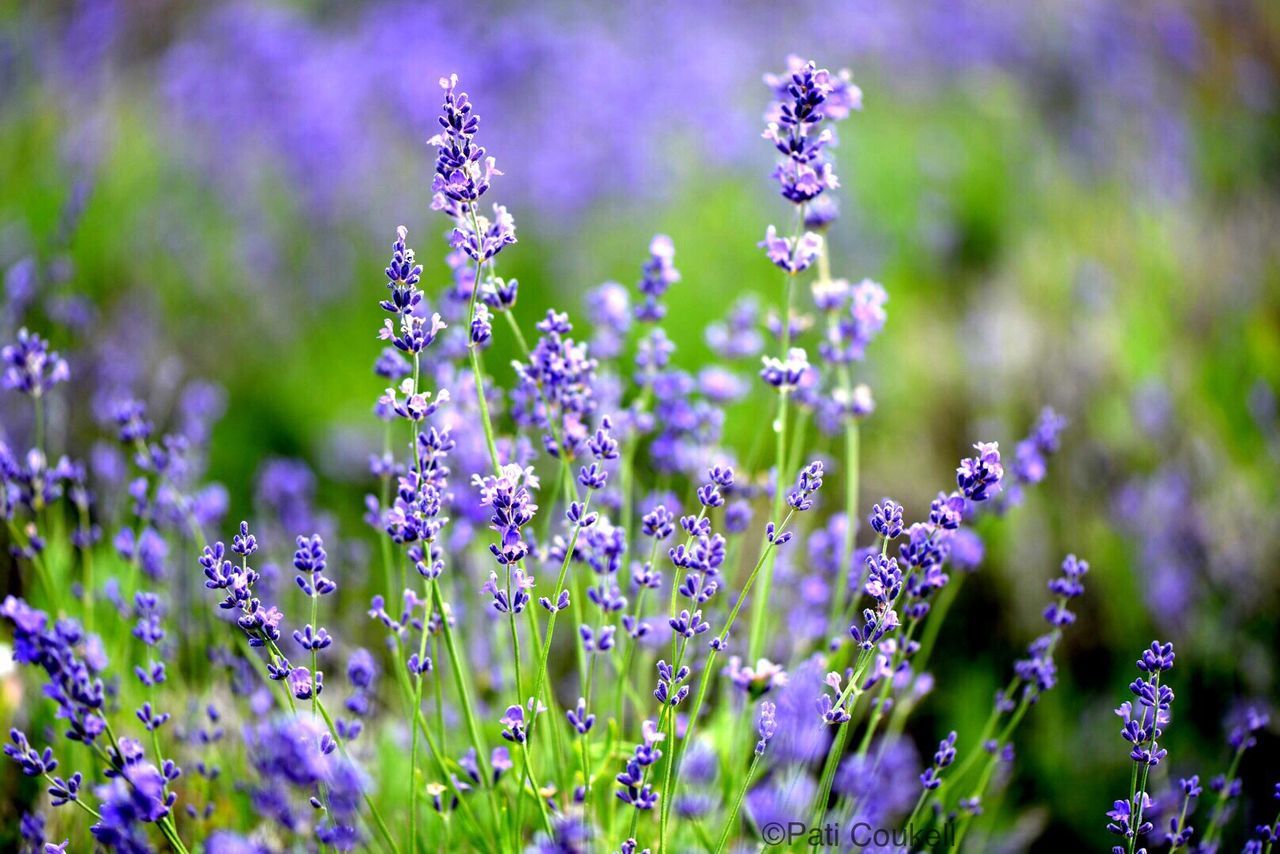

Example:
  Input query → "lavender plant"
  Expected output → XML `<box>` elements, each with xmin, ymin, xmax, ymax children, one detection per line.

<box><xmin>3</xmin><ymin>54</ymin><xmax>1273</xmax><ymax>854</ymax></box>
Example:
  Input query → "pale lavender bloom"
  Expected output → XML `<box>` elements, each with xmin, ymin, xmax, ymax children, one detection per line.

<box><xmin>760</xmin><ymin>226</ymin><xmax>822</xmax><ymax>274</ymax></box>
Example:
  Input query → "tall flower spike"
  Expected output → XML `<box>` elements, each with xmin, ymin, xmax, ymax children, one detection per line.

<box><xmin>429</xmin><ymin>74</ymin><xmax>499</xmax><ymax>207</ymax></box>
<box><xmin>1108</xmin><ymin>640</ymin><xmax>1176</xmax><ymax>851</ymax></box>
<box><xmin>429</xmin><ymin>74</ymin><xmax>517</xmax><ymax>265</ymax></box>
<box><xmin>761</xmin><ymin>57</ymin><xmax>856</xmax><ymax>206</ymax></box>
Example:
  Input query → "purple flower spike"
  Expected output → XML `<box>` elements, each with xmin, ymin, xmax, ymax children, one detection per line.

<box><xmin>762</xmin><ymin>57</ymin><xmax>857</xmax><ymax>205</ymax></box>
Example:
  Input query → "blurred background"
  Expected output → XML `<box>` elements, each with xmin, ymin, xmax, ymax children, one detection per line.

<box><xmin>1</xmin><ymin>0</ymin><xmax>1278</xmax><ymax>850</ymax></box>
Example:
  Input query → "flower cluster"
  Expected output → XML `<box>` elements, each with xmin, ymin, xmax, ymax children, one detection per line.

<box><xmin>200</xmin><ymin>523</ymin><xmax>283</xmax><ymax>648</ymax></box>
<box><xmin>1</xmin><ymin>596</ymin><xmax>106</xmax><ymax>745</ymax></box>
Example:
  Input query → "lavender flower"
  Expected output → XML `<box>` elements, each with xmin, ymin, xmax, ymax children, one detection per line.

<box><xmin>500</xmin><ymin>705</ymin><xmax>528</xmax><ymax>744</ymax></box>
<box><xmin>566</xmin><ymin>698</ymin><xmax>595</xmax><ymax>735</ymax></box>
<box><xmin>1</xmin><ymin>597</ymin><xmax>106</xmax><ymax>745</ymax></box>
<box><xmin>200</xmin><ymin>523</ymin><xmax>285</xmax><ymax>649</ymax></box>
<box><xmin>956</xmin><ymin>441</ymin><xmax>1004</xmax><ymax>502</ymax></box>
<box><xmin>5</xmin><ymin>730</ymin><xmax>58</xmax><ymax>777</ymax></box>
<box><xmin>2</xmin><ymin>328</ymin><xmax>70</xmax><ymax>397</ymax></box>
<box><xmin>760</xmin><ymin>346</ymin><xmax>810</xmax><ymax>392</ymax></box>
<box><xmin>762</xmin><ymin>57</ymin><xmax>855</xmax><ymax>206</ymax></box>
<box><xmin>755</xmin><ymin>701</ymin><xmax>778</xmax><ymax>755</ymax></box>
<box><xmin>430</xmin><ymin>75</ymin><xmax>499</xmax><ymax>208</ymax></box>
<box><xmin>293</xmin><ymin>534</ymin><xmax>336</xmax><ymax>598</ymax></box>
<box><xmin>478</xmin><ymin>463</ymin><xmax>538</xmax><ymax>566</ymax></box>
<box><xmin>787</xmin><ymin>461</ymin><xmax>825</xmax><ymax>511</ymax></box>
<box><xmin>760</xmin><ymin>226</ymin><xmax>822</xmax><ymax>275</ymax></box>
<box><xmin>919</xmin><ymin>731</ymin><xmax>958</xmax><ymax>790</ymax></box>
<box><xmin>636</xmin><ymin>235</ymin><xmax>679</xmax><ymax>323</ymax></box>
<box><xmin>726</xmin><ymin>657</ymin><xmax>789</xmax><ymax>697</ymax></box>
<box><xmin>616</xmin><ymin>720</ymin><xmax>664</xmax><ymax>811</ymax></box>
<box><xmin>512</xmin><ymin>312</ymin><xmax>599</xmax><ymax>457</ymax></box>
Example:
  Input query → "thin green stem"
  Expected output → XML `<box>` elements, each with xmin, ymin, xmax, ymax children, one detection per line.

<box><xmin>465</xmin><ymin>204</ymin><xmax>502</xmax><ymax>471</ymax></box>
<box><xmin>6</xmin><ymin>519</ymin><xmax>60</xmax><ymax>613</ymax></box>
<box><xmin>77</xmin><ymin>504</ymin><xmax>95</xmax><ymax>633</ymax></box>
<box><xmin>1166</xmin><ymin>790</ymin><xmax>1194</xmax><ymax>854</ymax></box>
<box><xmin>747</xmin><ymin>387</ymin><xmax>789</xmax><ymax>661</ymax></box>
<box><xmin>953</xmin><ymin>692</ymin><xmax>1032</xmax><ymax>851</ymax></box>
<box><xmin>613</xmin><ymin>537</ymin><xmax>660</xmax><ymax>725</ymax></box>
<box><xmin>408</xmin><ymin>577</ymin><xmax>439</xmax><ymax>854</ymax></box>
<box><xmin>579</xmin><ymin>654</ymin><xmax>599</xmax><ymax>830</ymax></box>
<box><xmin>1201</xmin><ymin>740</ymin><xmax>1248</xmax><ymax>848</ymax></box>
<box><xmin>747</xmin><ymin>201</ymin><xmax>808</xmax><ymax>659</ymax></box>
<box><xmin>713</xmin><ymin>753</ymin><xmax>762</xmax><ymax>854</ymax></box>
<box><xmin>33</xmin><ymin>395</ymin><xmax>47</xmax><ymax>476</ymax></box>
<box><xmin>429</xmin><ymin>578</ymin><xmax>494</xmax><ymax>786</ymax></box>
<box><xmin>912</xmin><ymin>573</ymin><xmax>963</xmax><ymax>674</ymax></box>
<box><xmin>528</xmin><ymin>495</ymin><xmax>593</xmax><ymax>732</ymax></box>
<box><xmin>44</xmin><ymin>772</ymin><xmax>102</xmax><ymax>819</ymax></box>
<box><xmin>902</xmin><ymin>786</ymin><xmax>931</xmax><ymax>839</ymax></box>
<box><xmin>389</xmin><ymin>640</ymin><xmax>489</xmax><ymax>837</ymax></box>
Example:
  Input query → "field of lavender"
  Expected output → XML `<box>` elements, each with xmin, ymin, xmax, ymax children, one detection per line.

<box><xmin>1</xmin><ymin>2</ymin><xmax>1279</xmax><ymax>853</ymax></box>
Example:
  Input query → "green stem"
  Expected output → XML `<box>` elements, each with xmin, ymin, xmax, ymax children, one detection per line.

<box><xmin>408</xmin><ymin>577</ymin><xmax>438</xmax><ymax>854</ymax></box>
<box><xmin>389</xmin><ymin>640</ymin><xmax>489</xmax><ymax>836</ymax></box>
<box><xmin>463</xmin><ymin>211</ymin><xmax>502</xmax><ymax>473</ymax></box>
<box><xmin>309</xmin><ymin>591</ymin><xmax>320</xmax><ymax>720</ymax></box>
<box><xmin>747</xmin><ymin>387</ymin><xmax>790</xmax><ymax>661</ymax></box>
<box><xmin>902</xmin><ymin>786</ymin><xmax>931</xmax><ymax>840</ymax></box>
<box><xmin>912</xmin><ymin>573</ymin><xmax>963</xmax><ymax>674</ymax></box>
<box><xmin>6</xmin><ymin>520</ymin><xmax>60</xmax><ymax>614</ymax></box>
<box><xmin>827</xmin><ymin>418</ymin><xmax>859</xmax><ymax>630</ymax></box>
<box><xmin>579</xmin><ymin>655</ymin><xmax>598</xmax><ymax>830</ymax></box>
<box><xmin>77</xmin><ymin>504</ymin><xmax>95</xmax><ymax>633</ymax></box>
<box><xmin>613</xmin><ymin>537</ymin><xmax>658</xmax><ymax>726</ymax></box>
<box><xmin>527</xmin><ymin>495</ymin><xmax>593</xmax><ymax>730</ymax></box>
<box><xmin>1166</xmin><ymin>790</ymin><xmax>1193</xmax><ymax>854</ymax></box>
<box><xmin>713</xmin><ymin>753</ymin><xmax>762</xmax><ymax>854</ymax></box>
<box><xmin>1201</xmin><ymin>740</ymin><xmax>1248</xmax><ymax>848</ymax></box>
<box><xmin>429</xmin><ymin>578</ymin><xmax>494</xmax><ymax>786</ymax></box>
<box><xmin>747</xmin><ymin>200</ymin><xmax>809</xmax><ymax>656</ymax></box>
<box><xmin>953</xmin><ymin>692</ymin><xmax>1032</xmax><ymax>851</ymax></box>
